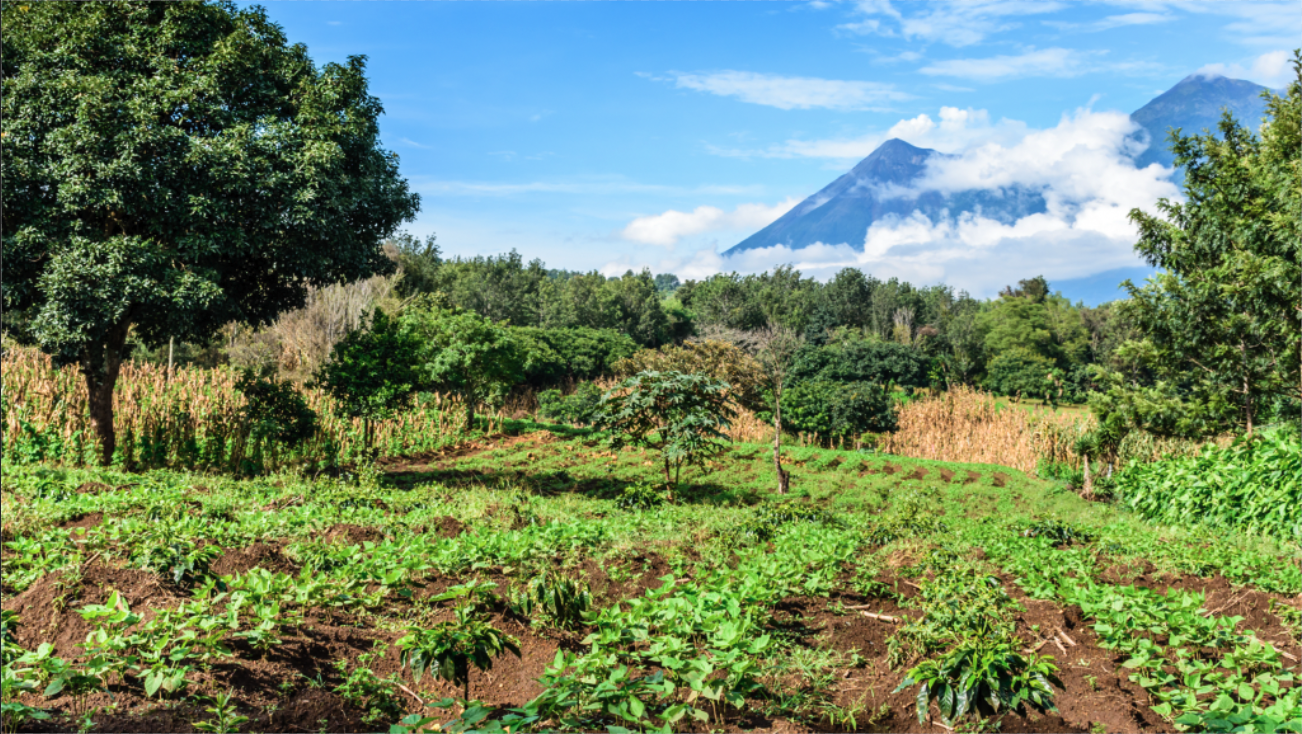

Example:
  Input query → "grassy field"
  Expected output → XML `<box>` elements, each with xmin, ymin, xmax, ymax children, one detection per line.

<box><xmin>2</xmin><ymin>420</ymin><xmax>1300</xmax><ymax>734</ymax></box>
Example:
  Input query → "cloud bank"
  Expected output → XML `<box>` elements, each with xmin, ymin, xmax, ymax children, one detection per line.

<box><xmin>1196</xmin><ymin>49</ymin><xmax>1293</xmax><ymax>88</ymax></box>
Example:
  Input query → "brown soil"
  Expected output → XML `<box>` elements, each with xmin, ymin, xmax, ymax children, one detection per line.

<box><xmin>992</xmin><ymin>472</ymin><xmax>1009</xmax><ymax>487</ymax></box>
<box><xmin>58</xmin><ymin>512</ymin><xmax>103</xmax><ymax>535</ymax></box>
<box><xmin>323</xmin><ymin>523</ymin><xmax>387</xmax><ymax>545</ymax></box>
<box><xmin>881</xmin><ymin>463</ymin><xmax>902</xmax><ymax>476</ymax></box>
<box><xmin>211</xmin><ymin>542</ymin><xmax>298</xmax><ymax>577</ymax></box>
<box><xmin>936</xmin><ymin>469</ymin><xmax>955</xmax><ymax>482</ymax></box>
<box><xmin>963</xmin><ymin>470</ymin><xmax>982</xmax><ymax>484</ymax></box>
<box><xmin>425</xmin><ymin>515</ymin><xmax>467</xmax><ymax>538</ymax></box>
<box><xmin>904</xmin><ymin>467</ymin><xmax>929</xmax><ymax>481</ymax></box>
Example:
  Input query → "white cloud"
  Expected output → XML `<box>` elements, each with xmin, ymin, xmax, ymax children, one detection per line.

<box><xmin>659</xmin><ymin>70</ymin><xmax>911</xmax><ymax>111</ymax></box>
<box><xmin>840</xmin><ymin>0</ymin><xmax>1065</xmax><ymax>46</ymax></box>
<box><xmin>709</xmin><ymin>106</ymin><xmax>1031</xmax><ymax>161</ymax></box>
<box><xmin>1196</xmin><ymin>50</ymin><xmax>1293</xmax><ymax>88</ymax></box>
<box><xmin>920</xmin><ymin>48</ymin><xmax>1106</xmax><ymax>81</ymax></box>
<box><xmin>611</xmin><ymin>108</ymin><xmax>1184</xmax><ymax>296</ymax></box>
<box><xmin>621</xmin><ymin>198</ymin><xmax>800</xmax><ymax>248</ymax></box>
<box><xmin>398</xmin><ymin>137</ymin><xmax>433</xmax><ymax>150</ymax></box>
<box><xmin>1043</xmin><ymin>12</ymin><xmax>1172</xmax><ymax>32</ymax></box>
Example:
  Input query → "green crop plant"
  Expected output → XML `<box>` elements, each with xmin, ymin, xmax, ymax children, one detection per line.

<box><xmin>896</xmin><ymin>637</ymin><xmax>1060</xmax><ymax>725</ymax></box>
<box><xmin>614</xmin><ymin>482</ymin><xmax>664</xmax><ymax>511</ymax></box>
<box><xmin>513</xmin><ymin>572</ymin><xmax>592</xmax><ymax>630</ymax></box>
<box><xmin>192</xmin><ymin>690</ymin><xmax>250</xmax><ymax>734</ymax></box>
<box><xmin>333</xmin><ymin>644</ymin><xmax>404</xmax><ymax>727</ymax></box>
<box><xmin>397</xmin><ymin>604</ymin><xmax>521</xmax><ymax>700</ymax></box>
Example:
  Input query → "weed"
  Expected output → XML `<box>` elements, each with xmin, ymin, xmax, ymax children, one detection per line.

<box><xmin>897</xmin><ymin>637</ymin><xmax>1060</xmax><ymax>726</ymax></box>
<box><xmin>333</xmin><ymin>643</ymin><xmax>404</xmax><ymax>726</ymax></box>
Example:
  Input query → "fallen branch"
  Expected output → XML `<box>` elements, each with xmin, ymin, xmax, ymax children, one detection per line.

<box><xmin>396</xmin><ymin>682</ymin><xmax>424</xmax><ymax>705</ymax></box>
<box><xmin>858</xmin><ymin>611</ymin><xmax>901</xmax><ymax>623</ymax></box>
<box><xmin>1056</xmin><ymin>627</ymin><xmax>1077</xmax><ymax>647</ymax></box>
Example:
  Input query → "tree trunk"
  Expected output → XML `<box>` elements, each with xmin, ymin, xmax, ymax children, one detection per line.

<box><xmin>773</xmin><ymin>389</ymin><xmax>789</xmax><ymax>495</ymax></box>
<box><xmin>465</xmin><ymin>399</ymin><xmax>475</xmax><ymax>432</ymax></box>
<box><xmin>85</xmin><ymin>322</ymin><xmax>131</xmax><ymax>466</ymax></box>
<box><xmin>663</xmin><ymin>456</ymin><xmax>675</xmax><ymax>503</ymax></box>
<box><xmin>1081</xmin><ymin>456</ymin><xmax>1093</xmax><ymax>498</ymax></box>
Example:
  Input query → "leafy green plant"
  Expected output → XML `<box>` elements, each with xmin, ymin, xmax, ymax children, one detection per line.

<box><xmin>512</xmin><ymin>572</ymin><xmax>592</xmax><ymax>630</ymax></box>
<box><xmin>397</xmin><ymin>605</ymin><xmax>521</xmax><ymax>700</ymax></box>
<box><xmin>593</xmin><ymin>370</ymin><xmax>735</xmax><ymax>496</ymax></box>
<box><xmin>1114</xmin><ymin>425</ymin><xmax>1301</xmax><ymax>541</ymax></box>
<box><xmin>236</xmin><ymin>371</ymin><xmax>318</xmax><ymax>448</ymax></box>
<box><xmin>896</xmin><ymin>637</ymin><xmax>1060</xmax><ymax>725</ymax></box>
<box><xmin>129</xmin><ymin>530</ymin><xmax>221</xmax><ymax>587</ymax></box>
<box><xmin>614</xmin><ymin>482</ymin><xmax>664</xmax><ymax>511</ymax></box>
<box><xmin>334</xmin><ymin>644</ymin><xmax>404</xmax><ymax>727</ymax></box>
<box><xmin>192</xmin><ymin>690</ymin><xmax>250</xmax><ymax>734</ymax></box>
<box><xmin>314</xmin><ymin>309</ymin><xmax>423</xmax><ymax>452</ymax></box>
<box><xmin>1019</xmin><ymin>519</ymin><xmax>1094</xmax><ymax>545</ymax></box>
<box><xmin>537</xmin><ymin>382</ymin><xmax>605</xmax><ymax>427</ymax></box>
<box><xmin>782</xmin><ymin>379</ymin><xmax>898</xmax><ymax>443</ymax></box>
<box><xmin>734</xmin><ymin>499</ymin><xmax>840</xmax><ymax>543</ymax></box>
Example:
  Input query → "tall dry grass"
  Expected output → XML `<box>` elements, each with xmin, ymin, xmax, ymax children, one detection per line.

<box><xmin>879</xmin><ymin>386</ymin><xmax>1090</xmax><ymax>473</ymax></box>
<box><xmin>879</xmin><ymin>386</ymin><xmax>1215</xmax><ymax>474</ymax></box>
<box><xmin>0</xmin><ymin>348</ymin><xmax>480</xmax><ymax>472</ymax></box>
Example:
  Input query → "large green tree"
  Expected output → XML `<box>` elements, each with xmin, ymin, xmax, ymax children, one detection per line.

<box><xmin>1</xmin><ymin>1</ymin><xmax>420</xmax><ymax>463</ymax></box>
<box><xmin>402</xmin><ymin>304</ymin><xmax>525</xmax><ymax>430</ymax></box>
<box><xmin>1108</xmin><ymin>53</ymin><xmax>1301</xmax><ymax>436</ymax></box>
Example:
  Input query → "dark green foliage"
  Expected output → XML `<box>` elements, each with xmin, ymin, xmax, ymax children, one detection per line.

<box><xmin>402</xmin><ymin>304</ymin><xmax>525</xmax><ymax>429</ymax></box>
<box><xmin>781</xmin><ymin>380</ymin><xmax>897</xmax><ymax>443</ymax></box>
<box><xmin>734</xmin><ymin>500</ymin><xmax>840</xmax><ymax>543</ymax></box>
<box><xmin>1018</xmin><ymin>520</ymin><xmax>1094</xmax><ymax>545</ymax></box>
<box><xmin>388</xmin><ymin>232</ymin><xmax>442</xmax><ymax>299</ymax></box>
<box><xmin>313</xmin><ymin>309</ymin><xmax>421</xmax><ymax>448</ymax></box>
<box><xmin>790</xmin><ymin>337</ymin><xmax>931</xmax><ymax>389</ymax></box>
<box><xmin>235</xmin><ymin>372</ymin><xmax>317</xmax><ymax>448</ymax></box>
<box><xmin>1</xmin><ymin>0</ymin><xmax>419</xmax><ymax>462</ymax></box>
<box><xmin>513</xmin><ymin>573</ymin><xmax>593</xmax><ymax>630</ymax></box>
<box><xmin>593</xmin><ymin>371</ymin><xmax>734</xmax><ymax>491</ymax></box>
<box><xmin>863</xmin><ymin>516</ymin><xmax>949</xmax><ymax>546</ymax></box>
<box><xmin>982</xmin><ymin>348</ymin><xmax>1056</xmax><ymax>401</ymax></box>
<box><xmin>397</xmin><ymin>605</ymin><xmax>521</xmax><ymax>700</ymax></box>
<box><xmin>513</xmin><ymin>327</ymin><xmax>639</xmax><ymax>387</ymax></box>
<box><xmin>896</xmin><ymin>638</ymin><xmax>1060</xmax><ymax>725</ymax></box>
<box><xmin>1114</xmin><ymin>425</ymin><xmax>1301</xmax><ymax>541</ymax></box>
<box><xmin>1104</xmin><ymin>56</ymin><xmax>1301</xmax><ymax>436</ymax></box>
<box><xmin>536</xmin><ymin>382</ymin><xmax>604</xmax><ymax>427</ymax></box>
<box><xmin>614</xmin><ymin>483</ymin><xmax>665</xmax><ymax>511</ymax></box>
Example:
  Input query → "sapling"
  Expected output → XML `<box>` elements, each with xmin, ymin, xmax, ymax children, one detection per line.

<box><xmin>397</xmin><ymin>604</ymin><xmax>521</xmax><ymax>701</ymax></box>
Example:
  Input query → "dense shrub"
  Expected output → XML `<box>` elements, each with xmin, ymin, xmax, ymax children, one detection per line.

<box><xmin>537</xmin><ymin>382</ymin><xmax>604</xmax><ymax>426</ymax></box>
<box><xmin>235</xmin><ymin>371</ymin><xmax>318</xmax><ymax>447</ymax></box>
<box><xmin>513</xmin><ymin>327</ymin><xmax>639</xmax><ymax>388</ymax></box>
<box><xmin>983</xmin><ymin>348</ymin><xmax>1055</xmax><ymax>400</ymax></box>
<box><xmin>790</xmin><ymin>338</ymin><xmax>930</xmax><ymax>389</ymax></box>
<box><xmin>1115</xmin><ymin>425</ymin><xmax>1301</xmax><ymax>541</ymax></box>
<box><xmin>782</xmin><ymin>380</ymin><xmax>897</xmax><ymax>442</ymax></box>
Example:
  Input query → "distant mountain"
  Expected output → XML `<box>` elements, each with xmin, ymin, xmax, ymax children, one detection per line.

<box><xmin>725</xmin><ymin>74</ymin><xmax>1272</xmax><ymax>257</ymax></box>
<box><xmin>1131</xmin><ymin>74</ymin><xmax>1271</xmax><ymax>169</ymax></box>
<box><xmin>728</xmin><ymin>139</ymin><xmax>1046</xmax><ymax>254</ymax></box>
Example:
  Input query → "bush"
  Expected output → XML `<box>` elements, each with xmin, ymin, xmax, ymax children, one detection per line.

<box><xmin>1114</xmin><ymin>425</ymin><xmax>1301</xmax><ymax>541</ymax></box>
<box><xmin>782</xmin><ymin>380</ymin><xmax>897</xmax><ymax>443</ymax></box>
<box><xmin>983</xmin><ymin>348</ymin><xmax>1056</xmax><ymax>401</ymax></box>
<box><xmin>537</xmin><ymin>382</ymin><xmax>604</xmax><ymax>426</ymax></box>
<box><xmin>614</xmin><ymin>483</ymin><xmax>664</xmax><ymax>510</ymax></box>
<box><xmin>513</xmin><ymin>327</ymin><xmax>639</xmax><ymax>388</ymax></box>
<box><xmin>235</xmin><ymin>371</ymin><xmax>318</xmax><ymax>447</ymax></box>
<box><xmin>790</xmin><ymin>337</ymin><xmax>931</xmax><ymax>389</ymax></box>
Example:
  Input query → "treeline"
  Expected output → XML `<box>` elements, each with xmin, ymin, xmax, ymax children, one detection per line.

<box><xmin>387</xmin><ymin>236</ymin><xmax>1125</xmax><ymax>404</ymax></box>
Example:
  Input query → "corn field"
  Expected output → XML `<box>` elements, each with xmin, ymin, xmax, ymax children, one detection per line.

<box><xmin>878</xmin><ymin>386</ymin><xmax>1212</xmax><ymax>474</ymax></box>
<box><xmin>0</xmin><ymin>348</ymin><xmax>483</xmax><ymax>474</ymax></box>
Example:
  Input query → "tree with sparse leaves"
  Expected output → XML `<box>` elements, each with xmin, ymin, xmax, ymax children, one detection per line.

<box><xmin>1</xmin><ymin>1</ymin><xmax>420</xmax><ymax>464</ymax></box>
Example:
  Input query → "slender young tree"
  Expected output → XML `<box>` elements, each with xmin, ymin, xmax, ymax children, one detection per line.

<box><xmin>749</xmin><ymin>323</ymin><xmax>803</xmax><ymax>494</ymax></box>
<box><xmin>1</xmin><ymin>1</ymin><xmax>420</xmax><ymax>463</ymax></box>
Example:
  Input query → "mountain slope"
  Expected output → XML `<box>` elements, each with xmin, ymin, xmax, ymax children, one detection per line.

<box><xmin>728</xmin><ymin>139</ymin><xmax>1046</xmax><ymax>254</ymax></box>
<box><xmin>1131</xmin><ymin>74</ymin><xmax>1271</xmax><ymax>169</ymax></box>
<box><xmin>725</xmin><ymin>74</ymin><xmax>1272</xmax><ymax>257</ymax></box>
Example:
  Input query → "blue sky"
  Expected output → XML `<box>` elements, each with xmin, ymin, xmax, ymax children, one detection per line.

<box><xmin>253</xmin><ymin>0</ymin><xmax>1297</xmax><ymax>300</ymax></box>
